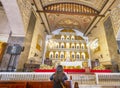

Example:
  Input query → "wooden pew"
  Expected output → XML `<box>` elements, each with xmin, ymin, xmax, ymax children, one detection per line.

<box><xmin>27</xmin><ymin>81</ymin><xmax>71</xmax><ymax>88</ymax></box>
<box><xmin>0</xmin><ymin>81</ymin><xmax>71</xmax><ymax>88</ymax></box>
<box><xmin>0</xmin><ymin>81</ymin><xmax>27</xmax><ymax>88</ymax></box>
<box><xmin>27</xmin><ymin>81</ymin><xmax>53</xmax><ymax>88</ymax></box>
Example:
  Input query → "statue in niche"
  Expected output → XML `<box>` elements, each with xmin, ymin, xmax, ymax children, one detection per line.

<box><xmin>65</xmin><ymin>53</ymin><xmax>70</xmax><ymax>62</ymax></box>
<box><xmin>56</xmin><ymin>54</ymin><xmax>58</xmax><ymax>58</ymax></box>
<box><xmin>65</xmin><ymin>57</ymin><xmax>70</xmax><ymax>62</ymax></box>
<box><xmin>76</xmin><ymin>55</ymin><xmax>79</xmax><ymax>61</ymax></box>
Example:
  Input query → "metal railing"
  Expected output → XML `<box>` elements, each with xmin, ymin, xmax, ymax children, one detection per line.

<box><xmin>0</xmin><ymin>72</ymin><xmax>120</xmax><ymax>86</ymax></box>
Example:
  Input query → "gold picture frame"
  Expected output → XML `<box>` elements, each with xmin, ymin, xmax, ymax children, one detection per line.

<box><xmin>36</xmin><ymin>34</ymin><xmax>42</xmax><ymax>51</ymax></box>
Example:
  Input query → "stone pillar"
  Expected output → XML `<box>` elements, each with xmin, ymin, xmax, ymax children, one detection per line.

<box><xmin>103</xmin><ymin>16</ymin><xmax>119</xmax><ymax>72</ymax></box>
<box><xmin>17</xmin><ymin>12</ymin><xmax>36</xmax><ymax>71</ymax></box>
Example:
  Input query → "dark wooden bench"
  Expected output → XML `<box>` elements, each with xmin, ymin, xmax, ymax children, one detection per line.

<box><xmin>0</xmin><ymin>81</ymin><xmax>71</xmax><ymax>88</ymax></box>
<box><xmin>0</xmin><ymin>81</ymin><xmax>27</xmax><ymax>88</ymax></box>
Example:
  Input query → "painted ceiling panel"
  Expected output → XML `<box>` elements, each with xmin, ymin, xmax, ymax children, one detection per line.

<box><xmin>47</xmin><ymin>13</ymin><xmax>93</xmax><ymax>33</ymax></box>
<box><xmin>33</xmin><ymin>0</ymin><xmax>112</xmax><ymax>34</ymax></box>
<box><xmin>41</xmin><ymin>0</ymin><xmax>108</xmax><ymax>11</ymax></box>
<box><xmin>38</xmin><ymin>0</ymin><xmax>108</xmax><ymax>33</ymax></box>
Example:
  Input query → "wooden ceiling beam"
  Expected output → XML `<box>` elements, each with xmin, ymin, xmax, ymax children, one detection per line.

<box><xmin>36</xmin><ymin>10</ymin><xmax>104</xmax><ymax>17</ymax></box>
<box><xmin>39</xmin><ymin>2</ymin><xmax>103</xmax><ymax>16</ymax></box>
<box><xmin>33</xmin><ymin>0</ymin><xmax>51</xmax><ymax>34</ymax></box>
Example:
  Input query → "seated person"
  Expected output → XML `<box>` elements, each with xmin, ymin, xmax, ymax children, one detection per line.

<box><xmin>50</xmin><ymin>65</ymin><xmax>68</xmax><ymax>88</ymax></box>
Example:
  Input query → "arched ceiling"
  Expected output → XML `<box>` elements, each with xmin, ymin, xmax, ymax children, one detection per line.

<box><xmin>41</xmin><ymin>0</ymin><xmax>108</xmax><ymax>11</ymax></box>
<box><xmin>31</xmin><ymin>0</ymin><xmax>115</xmax><ymax>35</ymax></box>
<box><xmin>0</xmin><ymin>0</ymin><xmax>116</xmax><ymax>36</ymax></box>
<box><xmin>47</xmin><ymin>14</ymin><xmax>93</xmax><ymax>33</ymax></box>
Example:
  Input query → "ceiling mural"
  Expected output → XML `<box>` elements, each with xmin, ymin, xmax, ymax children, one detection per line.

<box><xmin>54</xmin><ymin>18</ymin><xmax>80</xmax><ymax>30</ymax></box>
<box><xmin>41</xmin><ymin>0</ymin><xmax>108</xmax><ymax>11</ymax></box>
<box><xmin>47</xmin><ymin>13</ymin><xmax>93</xmax><ymax>33</ymax></box>
<box><xmin>32</xmin><ymin>0</ymin><xmax>114</xmax><ymax>34</ymax></box>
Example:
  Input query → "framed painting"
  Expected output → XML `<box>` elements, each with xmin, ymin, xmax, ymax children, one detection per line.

<box><xmin>36</xmin><ymin>34</ymin><xmax>42</xmax><ymax>51</ymax></box>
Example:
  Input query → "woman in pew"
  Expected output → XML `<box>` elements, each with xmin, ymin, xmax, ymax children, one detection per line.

<box><xmin>50</xmin><ymin>65</ymin><xmax>68</xmax><ymax>88</ymax></box>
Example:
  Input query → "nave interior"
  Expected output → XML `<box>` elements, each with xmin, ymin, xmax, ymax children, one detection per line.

<box><xmin>0</xmin><ymin>0</ymin><xmax>120</xmax><ymax>88</ymax></box>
